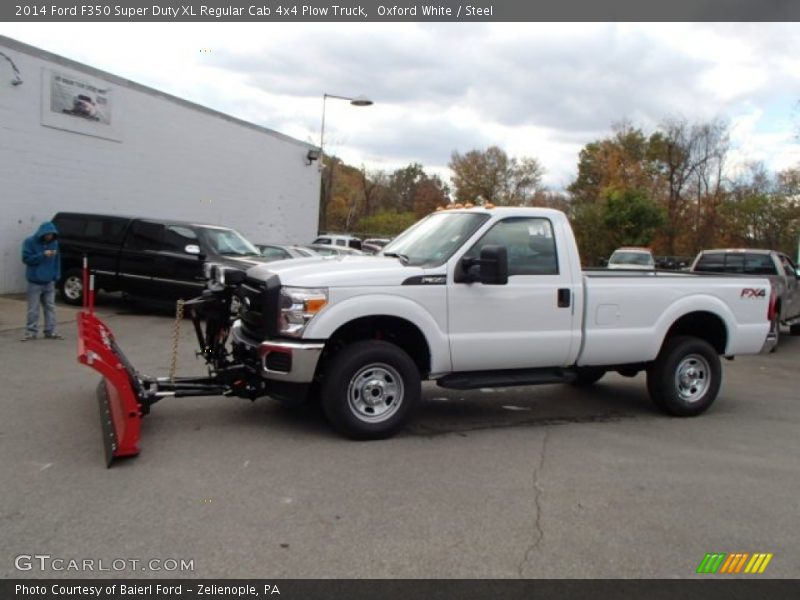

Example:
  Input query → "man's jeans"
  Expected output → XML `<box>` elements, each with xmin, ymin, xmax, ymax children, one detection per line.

<box><xmin>26</xmin><ymin>281</ymin><xmax>57</xmax><ymax>336</ymax></box>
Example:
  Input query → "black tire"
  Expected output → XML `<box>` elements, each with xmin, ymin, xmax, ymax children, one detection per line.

<box><xmin>768</xmin><ymin>314</ymin><xmax>780</xmax><ymax>353</ymax></box>
<box><xmin>570</xmin><ymin>367</ymin><xmax>606</xmax><ymax>387</ymax></box>
<box><xmin>320</xmin><ymin>340</ymin><xmax>421</xmax><ymax>440</ymax></box>
<box><xmin>791</xmin><ymin>323</ymin><xmax>800</xmax><ymax>336</ymax></box>
<box><xmin>646</xmin><ymin>336</ymin><xmax>721</xmax><ymax>417</ymax></box>
<box><xmin>59</xmin><ymin>268</ymin><xmax>84</xmax><ymax>305</ymax></box>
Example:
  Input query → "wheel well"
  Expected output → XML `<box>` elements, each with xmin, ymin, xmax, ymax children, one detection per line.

<box><xmin>663</xmin><ymin>311</ymin><xmax>727</xmax><ymax>354</ymax></box>
<box><xmin>322</xmin><ymin>316</ymin><xmax>431</xmax><ymax>377</ymax></box>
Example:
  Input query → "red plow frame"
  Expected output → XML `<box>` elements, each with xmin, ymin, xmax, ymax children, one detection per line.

<box><xmin>76</xmin><ymin>261</ymin><xmax>144</xmax><ymax>466</ymax></box>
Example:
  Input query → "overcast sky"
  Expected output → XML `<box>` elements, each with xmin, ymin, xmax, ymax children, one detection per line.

<box><xmin>3</xmin><ymin>23</ymin><xmax>800</xmax><ymax>189</ymax></box>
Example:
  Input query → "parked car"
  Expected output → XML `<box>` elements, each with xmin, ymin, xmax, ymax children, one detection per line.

<box><xmin>358</xmin><ymin>238</ymin><xmax>391</xmax><ymax>255</ymax></box>
<box><xmin>53</xmin><ymin>212</ymin><xmax>268</xmax><ymax>305</ymax></box>
<box><xmin>256</xmin><ymin>244</ymin><xmax>320</xmax><ymax>261</ymax></box>
<box><xmin>607</xmin><ymin>247</ymin><xmax>656</xmax><ymax>270</ymax></box>
<box><xmin>691</xmin><ymin>248</ymin><xmax>800</xmax><ymax>341</ymax></box>
<box><xmin>302</xmin><ymin>244</ymin><xmax>365</xmax><ymax>257</ymax></box>
<box><xmin>655</xmin><ymin>255</ymin><xmax>693</xmax><ymax>270</ymax></box>
<box><xmin>232</xmin><ymin>206</ymin><xmax>774</xmax><ymax>439</ymax></box>
<box><xmin>312</xmin><ymin>234</ymin><xmax>362</xmax><ymax>250</ymax></box>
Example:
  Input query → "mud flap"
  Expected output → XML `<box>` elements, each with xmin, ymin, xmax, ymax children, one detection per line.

<box><xmin>78</xmin><ymin>311</ymin><xmax>144</xmax><ymax>467</ymax></box>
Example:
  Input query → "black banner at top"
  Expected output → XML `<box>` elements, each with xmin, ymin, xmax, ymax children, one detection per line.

<box><xmin>4</xmin><ymin>0</ymin><xmax>800</xmax><ymax>22</ymax></box>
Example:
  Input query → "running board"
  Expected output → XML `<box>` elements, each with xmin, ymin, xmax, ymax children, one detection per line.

<box><xmin>436</xmin><ymin>368</ymin><xmax>576</xmax><ymax>390</ymax></box>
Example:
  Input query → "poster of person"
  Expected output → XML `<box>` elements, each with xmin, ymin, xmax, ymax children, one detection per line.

<box><xmin>49</xmin><ymin>71</ymin><xmax>111</xmax><ymax>125</ymax></box>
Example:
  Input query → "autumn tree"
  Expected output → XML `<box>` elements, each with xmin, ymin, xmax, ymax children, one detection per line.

<box><xmin>449</xmin><ymin>146</ymin><xmax>544</xmax><ymax>205</ymax></box>
<box><xmin>721</xmin><ymin>163</ymin><xmax>800</xmax><ymax>253</ymax></box>
<box><xmin>647</xmin><ymin>117</ymin><xmax>729</xmax><ymax>254</ymax></box>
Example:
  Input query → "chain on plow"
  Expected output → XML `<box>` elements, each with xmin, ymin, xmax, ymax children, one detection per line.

<box><xmin>169</xmin><ymin>299</ymin><xmax>185</xmax><ymax>383</ymax></box>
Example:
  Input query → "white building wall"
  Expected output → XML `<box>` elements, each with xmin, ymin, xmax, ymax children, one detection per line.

<box><xmin>0</xmin><ymin>36</ymin><xmax>320</xmax><ymax>294</ymax></box>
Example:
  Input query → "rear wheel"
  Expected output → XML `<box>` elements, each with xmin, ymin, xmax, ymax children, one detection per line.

<box><xmin>647</xmin><ymin>336</ymin><xmax>721</xmax><ymax>416</ymax></box>
<box><xmin>59</xmin><ymin>269</ymin><xmax>84</xmax><ymax>305</ymax></box>
<box><xmin>321</xmin><ymin>341</ymin><xmax>421</xmax><ymax>440</ymax></box>
<box><xmin>768</xmin><ymin>314</ymin><xmax>780</xmax><ymax>352</ymax></box>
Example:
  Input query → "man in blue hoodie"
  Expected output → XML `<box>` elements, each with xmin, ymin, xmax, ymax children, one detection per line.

<box><xmin>21</xmin><ymin>222</ymin><xmax>63</xmax><ymax>341</ymax></box>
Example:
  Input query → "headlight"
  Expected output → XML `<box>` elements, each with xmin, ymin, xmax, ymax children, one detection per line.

<box><xmin>278</xmin><ymin>287</ymin><xmax>328</xmax><ymax>338</ymax></box>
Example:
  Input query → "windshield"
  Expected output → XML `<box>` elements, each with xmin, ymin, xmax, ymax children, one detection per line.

<box><xmin>610</xmin><ymin>251</ymin><xmax>654</xmax><ymax>266</ymax></box>
<box><xmin>200</xmin><ymin>227</ymin><xmax>261</xmax><ymax>256</ymax></box>
<box><xmin>381</xmin><ymin>212</ymin><xmax>490</xmax><ymax>266</ymax></box>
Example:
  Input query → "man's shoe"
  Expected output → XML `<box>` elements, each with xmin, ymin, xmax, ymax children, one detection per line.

<box><xmin>20</xmin><ymin>334</ymin><xmax>37</xmax><ymax>341</ymax></box>
<box><xmin>44</xmin><ymin>333</ymin><xmax>64</xmax><ymax>340</ymax></box>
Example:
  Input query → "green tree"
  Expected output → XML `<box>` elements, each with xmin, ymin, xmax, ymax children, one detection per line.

<box><xmin>602</xmin><ymin>188</ymin><xmax>665</xmax><ymax>249</ymax></box>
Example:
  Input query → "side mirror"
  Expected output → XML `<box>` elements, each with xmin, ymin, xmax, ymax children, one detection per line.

<box><xmin>478</xmin><ymin>245</ymin><xmax>508</xmax><ymax>285</ymax></box>
<box><xmin>455</xmin><ymin>245</ymin><xmax>508</xmax><ymax>284</ymax></box>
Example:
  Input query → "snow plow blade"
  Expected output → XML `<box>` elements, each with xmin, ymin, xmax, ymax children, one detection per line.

<box><xmin>77</xmin><ymin>310</ymin><xmax>143</xmax><ymax>467</ymax></box>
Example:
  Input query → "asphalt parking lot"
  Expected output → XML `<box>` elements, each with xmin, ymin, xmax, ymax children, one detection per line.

<box><xmin>1</xmin><ymin>294</ymin><xmax>798</xmax><ymax>579</ymax></box>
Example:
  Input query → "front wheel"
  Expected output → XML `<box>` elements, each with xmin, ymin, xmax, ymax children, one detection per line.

<box><xmin>647</xmin><ymin>336</ymin><xmax>721</xmax><ymax>417</ymax></box>
<box><xmin>59</xmin><ymin>269</ymin><xmax>84</xmax><ymax>305</ymax></box>
<box><xmin>321</xmin><ymin>341</ymin><xmax>421</xmax><ymax>440</ymax></box>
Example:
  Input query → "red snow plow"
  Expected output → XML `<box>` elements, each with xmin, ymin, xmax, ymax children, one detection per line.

<box><xmin>76</xmin><ymin>260</ymin><xmax>262</xmax><ymax>466</ymax></box>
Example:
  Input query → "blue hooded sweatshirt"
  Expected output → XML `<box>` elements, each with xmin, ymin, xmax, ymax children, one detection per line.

<box><xmin>22</xmin><ymin>222</ymin><xmax>61</xmax><ymax>284</ymax></box>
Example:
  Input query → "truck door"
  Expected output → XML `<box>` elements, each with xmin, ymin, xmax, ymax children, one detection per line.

<box><xmin>447</xmin><ymin>216</ymin><xmax>579</xmax><ymax>371</ymax></box>
<box><xmin>118</xmin><ymin>221</ymin><xmax>205</xmax><ymax>300</ymax></box>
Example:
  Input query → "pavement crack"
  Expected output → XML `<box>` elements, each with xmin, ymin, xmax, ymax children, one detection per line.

<box><xmin>517</xmin><ymin>428</ymin><xmax>549</xmax><ymax>577</ymax></box>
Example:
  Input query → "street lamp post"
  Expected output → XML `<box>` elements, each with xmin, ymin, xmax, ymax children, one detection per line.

<box><xmin>318</xmin><ymin>93</ymin><xmax>373</xmax><ymax>233</ymax></box>
<box><xmin>319</xmin><ymin>93</ymin><xmax>373</xmax><ymax>172</ymax></box>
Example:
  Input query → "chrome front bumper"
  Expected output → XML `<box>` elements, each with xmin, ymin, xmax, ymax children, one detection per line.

<box><xmin>231</xmin><ymin>322</ymin><xmax>323</xmax><ymax>383</ymax></box>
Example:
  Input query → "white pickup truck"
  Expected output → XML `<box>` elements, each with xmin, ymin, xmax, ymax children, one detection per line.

<box><xmin>231</xmin><ymin>207</ymin><xmax>774</xmax><ymax>439</ymax></box>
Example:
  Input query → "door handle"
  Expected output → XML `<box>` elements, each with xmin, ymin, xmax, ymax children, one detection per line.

<box><xmin>557</xmin><ymin>288</ymin><xmax>571</xmax><ymax>308</ymax></box>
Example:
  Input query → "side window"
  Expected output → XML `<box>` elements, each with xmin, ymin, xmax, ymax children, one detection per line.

<box><xmin>465</xmin><ymin>217</ymin><xmax>558</xmax><ymax>276</ymax></box>
<box><xmin>724</xmin><ymin>254</ymin><xmax>745</xmax><ymax>273</ymax></box>
<box><xmin>313</xmin><ymin>237</ymin><xmax>331</xmax><ymax>245</ymax></box>
<box><xmin>744</xmin><ymin>253</ymin><xmax>777</xmax><ymax>275</ymax></box>
<box><xmin>695</xmin><ymin>253</ymin><xmax>724</xmax><ymax>272</ymax></box>
<box><xmin>335</xmin><ymin>239</ymin><xmax>346</xmax><ymax>247</ymax></box>
<box><xmin>163</xmin><ymin>225</ymin><xmax>198</xmax><ymax>253</ymax></box>
<box><xmin>125</xmin><ymin>221</ymin><xmax>165</xmax><ymax>251</ymax></box>
<box><xmin>106</xmin><ymin>220</ymin><xmax>128</xmax><ymax>242</ymax></box>
<box><xmin>54</xmin><ymin>216</ymin><xmax>84</xmax><ymax>238</ymax></box>
<box><xmin>84</xmin><ymin>219</ymin><xmax>104</xmax><ymax>238</ymax></box>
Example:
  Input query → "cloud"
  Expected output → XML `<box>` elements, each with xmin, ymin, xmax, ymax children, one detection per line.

<box><xmin>2</xmin><ymin>22</ymin><xmax>799</xmax><ymax>189</ymax></box>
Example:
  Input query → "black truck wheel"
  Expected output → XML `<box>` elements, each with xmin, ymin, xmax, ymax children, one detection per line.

<box><xmin>647</xmin><ymin>336</ymin><xmax>721</xmax><ymax>416</ymax></box>
<box><xmin>59</xmin><ymin>269</ymin><xmax>84</xmax><ymax>305</ymax></box>
<box><xmin>321</xmin><ymin>340</ymin><xmax>421</xmax><ymax>440</ymax></box>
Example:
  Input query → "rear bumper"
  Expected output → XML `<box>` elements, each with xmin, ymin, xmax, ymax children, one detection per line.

<box><xmin>231</xmin><ymin>321</ymin><xmax>323</xmax><ymax>383</ymax></box>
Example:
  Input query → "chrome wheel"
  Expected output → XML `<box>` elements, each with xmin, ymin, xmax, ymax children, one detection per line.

<box><xmin>63</xmin><ymin>275</ymin><xmax>83</xmax><ymax>301</ymax></box>
<box><xmin>347</xmin><ymin>363</ymin><xmax>404</xmax><ymax>423</ymax></box>
<box><xmin>674</xmin><ymin>354</ymin><xmax>711</xmax><ymax>403</ymax></box>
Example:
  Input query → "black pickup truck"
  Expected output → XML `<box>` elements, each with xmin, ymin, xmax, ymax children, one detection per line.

<box><xmin>53</xmin><ymin>212</ymin><xmax>270</xmax><ymax>305</ymax></box>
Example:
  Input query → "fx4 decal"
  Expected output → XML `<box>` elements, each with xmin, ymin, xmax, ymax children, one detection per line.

<box><xmin>740</xmin><ymin>288</ymin><xmax>767</xmax><ymax>298</ymax></box>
